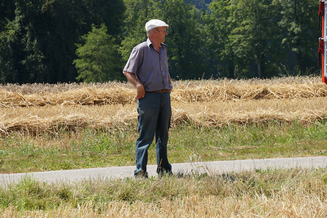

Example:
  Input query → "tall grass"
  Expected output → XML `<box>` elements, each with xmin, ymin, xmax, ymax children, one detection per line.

<box><xmin>0</xmin><ymin>168</ymin><xmax>326</xmax><ymax>217</ymax></box>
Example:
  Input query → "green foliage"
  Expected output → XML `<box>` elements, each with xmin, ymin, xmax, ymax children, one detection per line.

<box><xmin>0</xmin><ymin>0</ymin><xmax>78</xmax><ymax>83</ymax></box>
<box><xmin>74</xmin><ymin>24</ymin><xmax>123</xmax><ymax>82</ymax></box>
<box><xmin>0</xmin><ymin>0</ymin><xmax>125</xmax><ymax>84</ymax></box>
<box><xmin>203</xmin><ymin>0</ymin><xmax>236</xmax><ymax>78</ymax></box>
<box><xmin>89</xmin><ymin>0</ymin><xmax>126</xmax><ymax>37</ymax></box>
<box><xmin>228</xmin><ymin>0</ymin><xmax>285</xmax><ymax>78</ymax></box>
<box><xmin>161</xmin><ymin>0</ymin><xmax>209</xmax><ymax>79</ymax></box>
<box><xmin>0</xmin><ymin>0</ymin><xmax>321</xmax><ymax>83</ymax></box>
<box><xmin>120</xmin><ymin>0</ymin><xmax>157</xmax><ymax>63</ymax></box>
<box><xmin>273</xmin><ymin>0</ymin><xmax>320</xmax><ymax>75</ymax></box>
<box><xmin>203</xmin><ymin>0</ymin><xmax>319</xmax><ymax>78</ymax></box>
<box><xmin>121</xmin><ymin>0</ymin><xmax>210</xmax><ymax>80</ymax></box>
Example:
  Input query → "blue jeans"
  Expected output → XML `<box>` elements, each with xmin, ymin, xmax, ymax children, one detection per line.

<box><xmin>135</xmin><ymin>92</ymin><xmax>172</xmax><ymax>176</ymax></box>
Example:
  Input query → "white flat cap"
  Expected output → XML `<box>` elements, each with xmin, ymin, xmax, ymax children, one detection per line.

<box><xmin>145</xmin><ymin>19</ymin><xmax>169</xmax><ymax>32</ymax></box>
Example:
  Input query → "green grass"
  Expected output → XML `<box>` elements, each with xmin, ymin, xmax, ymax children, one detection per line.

<box><xmin>1</xmin><ymin>121</ymin><xmax>327</xmax><ymax>173</ymax></box>
<box><xmin>0</xmin><ymin>168</ymin><xmax>326</xmax><ymax>211</ymax></box>
<box><xmin>1</xmin><ymin>121</ymin><xmax>327</xmax><ymax>215</ymax></box>
<box><xmin>170</xmin><ymin>120</ymin><xmax>327</xmax><ymax>161</ymax></box>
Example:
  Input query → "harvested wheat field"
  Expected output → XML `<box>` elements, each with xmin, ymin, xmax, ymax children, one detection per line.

<box><xmin>1</xmin><ymin>76</ymin><xmax>327</xmax><ymax>134</ymax></box>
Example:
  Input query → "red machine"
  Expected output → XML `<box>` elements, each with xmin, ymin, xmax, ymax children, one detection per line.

<box><xmin>319</xmin><ymin>0</ymin><xmax>327</xmax><ymax>83</ymax></box>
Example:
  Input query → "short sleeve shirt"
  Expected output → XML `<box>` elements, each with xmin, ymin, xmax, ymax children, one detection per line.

<box><xmin>123</xmin><ymin>38</ymin><xmax>170</xmax><ymax>92</ymax></box>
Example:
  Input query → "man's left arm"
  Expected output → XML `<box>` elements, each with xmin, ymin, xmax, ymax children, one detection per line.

<box><xmin>168</xmin><ymin>74</ymin><xmax>173</xmax><ymax>93</ymax></box>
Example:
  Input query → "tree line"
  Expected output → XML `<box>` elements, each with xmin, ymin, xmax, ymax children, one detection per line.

<box><xmin>0</xmin><ymin>0</ymin><xmax>320</xmax><ymax>84</ymax></box>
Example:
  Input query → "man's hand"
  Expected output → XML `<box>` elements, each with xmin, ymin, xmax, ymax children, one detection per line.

<box><xmin>123</xmin><ymin>71</ymin><xmax>145</xmax><ymax>99</ymax></box>
<box><xmin>136</xmin><ymin>83</ymin><xmax>145</xmax><ymax>99</ymax></box>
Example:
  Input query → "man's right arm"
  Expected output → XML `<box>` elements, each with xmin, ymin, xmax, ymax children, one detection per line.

<box><xmin>123</xmin><ymin>71</ymin><xmax>145</xmax><ymax>99</ymax></box>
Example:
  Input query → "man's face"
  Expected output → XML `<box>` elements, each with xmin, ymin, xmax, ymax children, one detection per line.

<box><xmin>155</xmin><ymin>27</ymin><xmax>168</xmax><ymax>43</ymax></box>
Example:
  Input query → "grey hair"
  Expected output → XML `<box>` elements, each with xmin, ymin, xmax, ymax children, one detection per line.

<box><xmin>147</xmin><ymin>28</ymin><xmax>155</xmax><ymax>37</ymax></box>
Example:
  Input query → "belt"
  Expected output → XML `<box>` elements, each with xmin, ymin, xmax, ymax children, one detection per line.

<box><xmin>147</xmin><ymin>89</ymin><xmax>170</xmax><ymax>93</ymax></box>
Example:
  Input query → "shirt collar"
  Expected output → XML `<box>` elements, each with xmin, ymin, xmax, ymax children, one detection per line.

<box><xmin>147</xmin><ymin>38</ymin><xmax>166</xmax><ymax>48</ymax></box>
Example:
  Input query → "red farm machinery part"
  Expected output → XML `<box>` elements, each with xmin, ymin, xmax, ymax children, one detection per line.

<box><xmin>319</xmin><ymin>0</ymin><xmax>327</xmax><ymax>83</ymax></box>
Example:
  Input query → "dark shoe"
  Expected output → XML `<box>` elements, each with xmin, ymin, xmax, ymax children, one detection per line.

<box><xmin>158</xmin><ymin>170</ymin><xmax>173</xmax><ymax>178</ymax></box>
<box><xmin>135</xmin><ymin>171</ymin><xmax>148</xmax><ymax>179</ymax></box>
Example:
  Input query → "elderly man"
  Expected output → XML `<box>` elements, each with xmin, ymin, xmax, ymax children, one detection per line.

<box><xmin>123</xmin><ymin>19</ymin><xmax>173</xmax><ymax>178</ymax></box>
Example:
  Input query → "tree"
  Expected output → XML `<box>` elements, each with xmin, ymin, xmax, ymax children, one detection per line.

<box><xmin>187</xmin><ymin>0</ymin><xmax>208</xmax><ymax>10</ymax></box>
<box><xmin>273</xmin><ymin>0</ymin><xmax>319</xmax><ymax>75</ymax></box>
<box><xmin>158</xmin><ymin>0</ymin><xmax>209</xmax><ymax>79</ymax></box>
<box><xmin>0</xmin><ymin>0</ymin><xmax>16</xmax><ymax>32</ymax></box>
<box><xmin>0</xmin><ymin>1</ymin><xmax>47</xmax><ymax>83</ymax></box>
<box><xmin>203</xmin><ymin>0</ymin><xmax>236</xmax><ymax>78</ymax></box>
<box><xmin>0</xmin><ymin>0</ymin><xmax>125</xmax><ymax>84</ymax></box>
<box><xmin>228</xmin><ymin>0</ymin><xmax>285</xmax><ymax>78</ymax></box>
<box><xmin>120</xmin><ymin>0</ymin><xmax>156</xmax><ymax>63</ymax></box>
<box><xmin>0</xmin><ymin>15</ymin><xmax>18</xmax><ymax>83</ymax></box>
<box><xmin>74</xmin><ymin>24</ymin><xmax>122</xmax><ymax>83</ymax></box>
<box><xmin>120</xmin><ymin>0</ymin><xmax>209</xmax><ymax>80</ymax></box>
<box><xmin>89</xmin><ymin>0</ymin><xmax>126</xmax><ymax>37</ymax></box>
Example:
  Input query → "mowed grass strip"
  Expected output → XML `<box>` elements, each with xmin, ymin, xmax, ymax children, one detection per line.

<box><xmin>1</xmin><ymin>121</ymin><xmax>327</xmax><ymax>174</ymax></box>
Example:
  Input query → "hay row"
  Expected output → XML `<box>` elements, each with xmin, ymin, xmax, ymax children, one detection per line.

<box><xmin>172</xmin><ymin>82</ymin><xmax>327</xmax><ymax>102</ymax></box>
<box><xmin>1</xmin><ymin>80</ymin><xmax>327</xmax><ymax>107</ymax></box>
<box><xmin>1</xmin><ymin>98</ymin><xmax>327</xmax><ymax>135</ymax></box>
<box><xmin>0</xmin><ymin>108</ymin><xmax>325</xmax><ymax>135</ymax></box>
<box><xmin>0</xmin><ymin>81</ymin><xmax>133</xmax><ymax>94</ymax></box>
<box><xmin>0</xmin><ymin>87</ymin><xmax>135</xmax><ymax>107</ymax></box>
<box><xmin>0</xmin><ymin>76</ymin><xmax>322</xmax><ymax>94</ymax></box>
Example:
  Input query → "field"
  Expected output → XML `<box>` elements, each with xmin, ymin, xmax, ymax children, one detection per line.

<box><xmin>1</xmin><ymin>76</ymin><xmax>327</xmax><ymax>134</ymax></box>
<box><xmin>1</xmin><ymin>76</ymin><xmax>327</xmax><ymax>217</ymax></box>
